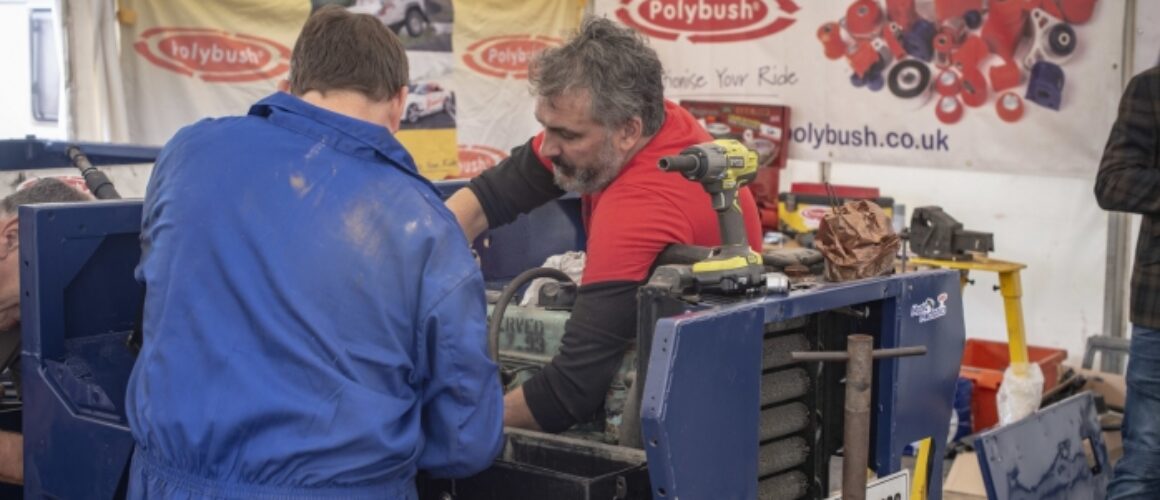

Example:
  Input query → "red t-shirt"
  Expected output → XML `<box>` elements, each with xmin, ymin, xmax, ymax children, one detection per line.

<box><xmin>530</xmin><ymin>101</ymin><xmax>763</xmax><ymax>284</ymax></box>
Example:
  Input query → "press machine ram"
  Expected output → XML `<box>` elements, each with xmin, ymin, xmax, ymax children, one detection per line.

<box><xmin>7</xmin><ymin>139</ymin><xmax>966</xmax><ymax>499</ymax></box>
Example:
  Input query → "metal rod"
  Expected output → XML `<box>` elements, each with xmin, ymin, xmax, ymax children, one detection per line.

<box><xmin>842</xmin><ymin>334</ymin><xmax>873</xmax><ymax>500</ymax></box>
<box><xmin>785</xmin><ymin>334</ymin><xmax>928</xmax><ymax>497</ymax></box>
<box><xmin>789</xmin><ymin>345</ymin><xmax>927</xmax><ymax>362</ymax></box>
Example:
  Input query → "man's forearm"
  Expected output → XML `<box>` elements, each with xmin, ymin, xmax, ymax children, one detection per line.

<box><xmin>461</xmin><ymin>138</ymin><xmax>564</xmax><ymax>231</ymax></box>
<box><xmin>0</xmin><ymin>431</ymin><xmax>22</xmax><ymax>485</ymax></box>
<box><xmin>503</xmin><ymin>387</ymin><xmax>542</xmax><ymax>431</ymax></box>
<box><xmin>1095</xmin><ymin>165</ymin><xmax>1160</xmax><ymax>215</ymax></box>
<box><xmin>518</xmin><ymin>281</ymin><xmax>641</xmax><ymax>433</ymax></box>
<box><xmin>446</xmin><ymin>188</ymin><xmax>489</xmax><ymax>242</ymax></box>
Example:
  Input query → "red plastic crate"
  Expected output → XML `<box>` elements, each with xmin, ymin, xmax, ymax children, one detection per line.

<box><xmin>958</xmin><ymin>338</ymin><xmax>1067</xmax><ymax>432</ymax></box>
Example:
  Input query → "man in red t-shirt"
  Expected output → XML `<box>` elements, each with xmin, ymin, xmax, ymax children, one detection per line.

<box><xmin>446</xmin><ymin>17</ymin><xmax>762</xmax><ymax>434</ymax></box>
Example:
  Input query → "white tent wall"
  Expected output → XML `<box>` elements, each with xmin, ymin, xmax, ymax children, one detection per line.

<box><xmin>63</xmin><ymin>0</ymin><xmax>131</xmax><ymax>144</ymax></box>
<box><xmin>59</xmin><ymin>0</ymin><xmax>150</xmax><ymax>196</ymax></box>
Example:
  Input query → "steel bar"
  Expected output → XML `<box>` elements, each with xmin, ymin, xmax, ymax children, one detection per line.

<box><xmin>789</xmin><ymin>345</ymin><xmax>927</xmax><ymax>362</ymax></box>
<box><xmin>842</xmin><ymin>334</ymin><xmax>873</xmax><ymax>500</ymax></box>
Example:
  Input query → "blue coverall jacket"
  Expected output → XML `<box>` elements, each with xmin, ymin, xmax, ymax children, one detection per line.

<box><xmin>124</xmin><ymin>92</ymin><xmax>504</xmax><ymax>499</ymax></box>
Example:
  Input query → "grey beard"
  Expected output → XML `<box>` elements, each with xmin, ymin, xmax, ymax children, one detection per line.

<box><xmin>552</xmin><ymin>162</ymin><xmax>622</xmax><ymax>193</ymax></box>
<box><xmin>551</xmin><ymin>144</ymin><xmax>625</xmax><ymax>194</ymax></box>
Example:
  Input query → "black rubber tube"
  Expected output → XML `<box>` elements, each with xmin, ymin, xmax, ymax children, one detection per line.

<box><xmin>67</xmin><ymin>146</ymin><xmax>121</xmax><ymax>200</ymax></box>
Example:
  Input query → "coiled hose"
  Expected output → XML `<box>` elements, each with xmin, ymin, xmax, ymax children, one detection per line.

<box><xmin>487</xmin><ymin>267</ymin><xmax>574</xmax><ymax>365</ymax></box>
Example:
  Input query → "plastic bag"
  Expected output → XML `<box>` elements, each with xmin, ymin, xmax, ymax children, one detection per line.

<box><xmin>996</xmin><ymin>362</ymin><xmax>1044</xmax><ymax>426</ymax></box>
<box><xmin>815</xmin><ymin>199</ymin><xmax>901</xmax><ymax>282</ymax></box>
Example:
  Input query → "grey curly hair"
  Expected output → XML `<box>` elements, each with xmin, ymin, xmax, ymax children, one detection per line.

<box><xmin>529</xmin><ymin>16</ymin><xmax>666</xmax><ymax>136</ymax></box>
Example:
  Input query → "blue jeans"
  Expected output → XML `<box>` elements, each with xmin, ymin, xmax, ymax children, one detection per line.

<box><xmin>1109</xmin><ymin>325</ymin><xmax>1160</xmax><ymax>499</ymax></box>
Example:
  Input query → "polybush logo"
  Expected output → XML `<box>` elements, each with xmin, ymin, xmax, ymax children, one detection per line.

<box><xmin>134</xmin><ymin>27</ymin><xmax>290</xmax><ymax>83</ymax></box>
<box><xmin>616</xmin><ymin>0</ymin><xmax>800</xmax><ymax>43</ymax></box>
<box><xmin>462</xmin><ymin>35</ymin><xmax>563</xmax><ymax>79</ymax></box>
<box><xmin>910</xmin><ymin>292</ymin><xmax>950</xmax><ymax>323</ymax></box>
<box><xmin>457</xmin><ymin>145</ymin><xmax>509</xmax><ymax>177</ymax></box>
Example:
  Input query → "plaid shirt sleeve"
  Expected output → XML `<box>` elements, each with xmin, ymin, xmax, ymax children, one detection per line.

<box><xmin>1095</xmin><ymin>67</ymin><xmax>1160</xmax><ymax>214</ymax></box>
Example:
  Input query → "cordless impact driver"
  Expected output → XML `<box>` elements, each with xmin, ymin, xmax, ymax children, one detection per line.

<box><xmin>657</xmin><ymin>139</ymin><xmax>766</xmax><ymax>294</ymax></box>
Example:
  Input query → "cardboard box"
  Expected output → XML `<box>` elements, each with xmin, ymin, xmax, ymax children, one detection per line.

<box><xmin>943</xmin><ymin>452</ymin><xmax>986</xmax><ymax>499</ymax></box>
<box><xmin>1073</xmin><ymin>366</ymin><xmax>1126</xmax><ymax>410</ymax></box>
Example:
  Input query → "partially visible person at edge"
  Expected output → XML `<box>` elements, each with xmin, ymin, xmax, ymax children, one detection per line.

<box><xmin>1095</xmin><ymin>64</ymin><xmax>1160</xmax><ymax>500</ymax></box>
<box><xmin>124</xmin><ymin>6</ymin><xmax>502</xmax><ymax>499</ymax></box>
<box><xmin>0</xmin><ymin>177</ymin><xmax>92</xmax><ymax>485</ymax></box>
<box><xmin>446</xmin><ymin>16</ymin><xmax>762</xmax><ymax>434</ymax></box>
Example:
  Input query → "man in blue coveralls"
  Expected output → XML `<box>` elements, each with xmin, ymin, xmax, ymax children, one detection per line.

<box><xmin>124</xmin><ymin>6</ymin><xmax>503</xmax><ymax>499</ymax></box>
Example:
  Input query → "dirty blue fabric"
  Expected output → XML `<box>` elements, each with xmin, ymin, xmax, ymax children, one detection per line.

<box><xmin>1109</xmin><ymin>325</ymin><xmax>1160</xmax><ymax>499</ymax></box>
<box><xmin>125</xmin><ymin>92</ymin><xmax>503</xmax><ymax>499</ymax></box>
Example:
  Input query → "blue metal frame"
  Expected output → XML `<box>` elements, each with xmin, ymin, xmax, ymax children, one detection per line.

<box><xmin>975</xmin><ymin>392</ymin><xmax>1109</xmax><ymax>500</ymax></box>
<box><xmin>0</xmin><ymin>138</ymin><xmax>161</xmax><ymax>171</ymax></box>
<box><xmin>20</xmin><ymin>200</ymin><xmax>144</xmax><ymax>499</ymax></box>
<box><xmin>641</xmin><ymin>270</ymin><xmax>966</xmax><ymax>499</ymax></box>
<box><xmin>640</xmin><ymin>302</ymin><xmax>765</xmax><ymax>499</ymax></box>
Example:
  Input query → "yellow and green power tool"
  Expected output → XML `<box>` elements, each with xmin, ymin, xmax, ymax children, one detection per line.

<box><xmin>658</xmin><ymin>139</ymin><xmax>767</xmax><ymax>294</ymax></box>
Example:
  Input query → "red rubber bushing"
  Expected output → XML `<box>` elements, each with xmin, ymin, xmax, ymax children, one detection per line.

<box><xmin>936</xmin><ymin>95</ymin><xmax>965</xmax><ymax>124</ymax></box>
<box><xmin>996</xmin><ymin>92</ymin><xmax>1025</xmax><ymax>122</ymax></box>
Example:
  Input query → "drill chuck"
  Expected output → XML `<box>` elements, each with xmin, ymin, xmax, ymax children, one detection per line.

<box><xmin>658</xmin><ymin>143</ymin><xmax>731</xmax><ymax>182</ymax></box>
<box><xmin>657</xmin><ymin>153</ymin><xmax>704</xmax><ymax>178</ymax></box>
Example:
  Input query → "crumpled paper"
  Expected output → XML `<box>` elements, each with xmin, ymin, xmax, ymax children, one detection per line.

<box><xmin>815</xmin><ymin>200</ymin><xmax>900</xmax><ymax>282</ymax></box>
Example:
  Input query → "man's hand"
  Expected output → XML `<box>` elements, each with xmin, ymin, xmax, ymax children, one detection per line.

<box><xmin>0</xmin><ymin>431</ymin><xmax>22</xmax><ymax>485</ymax></box>
<box><xmin>503</xmin><ymin>386</ymin><xmax>542</xmax><ymax>431</ymax></box>
<box><xmin>446</xmin><ymin>189</ymin><xmax>488</xmax><ymax>243</ymax></box>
